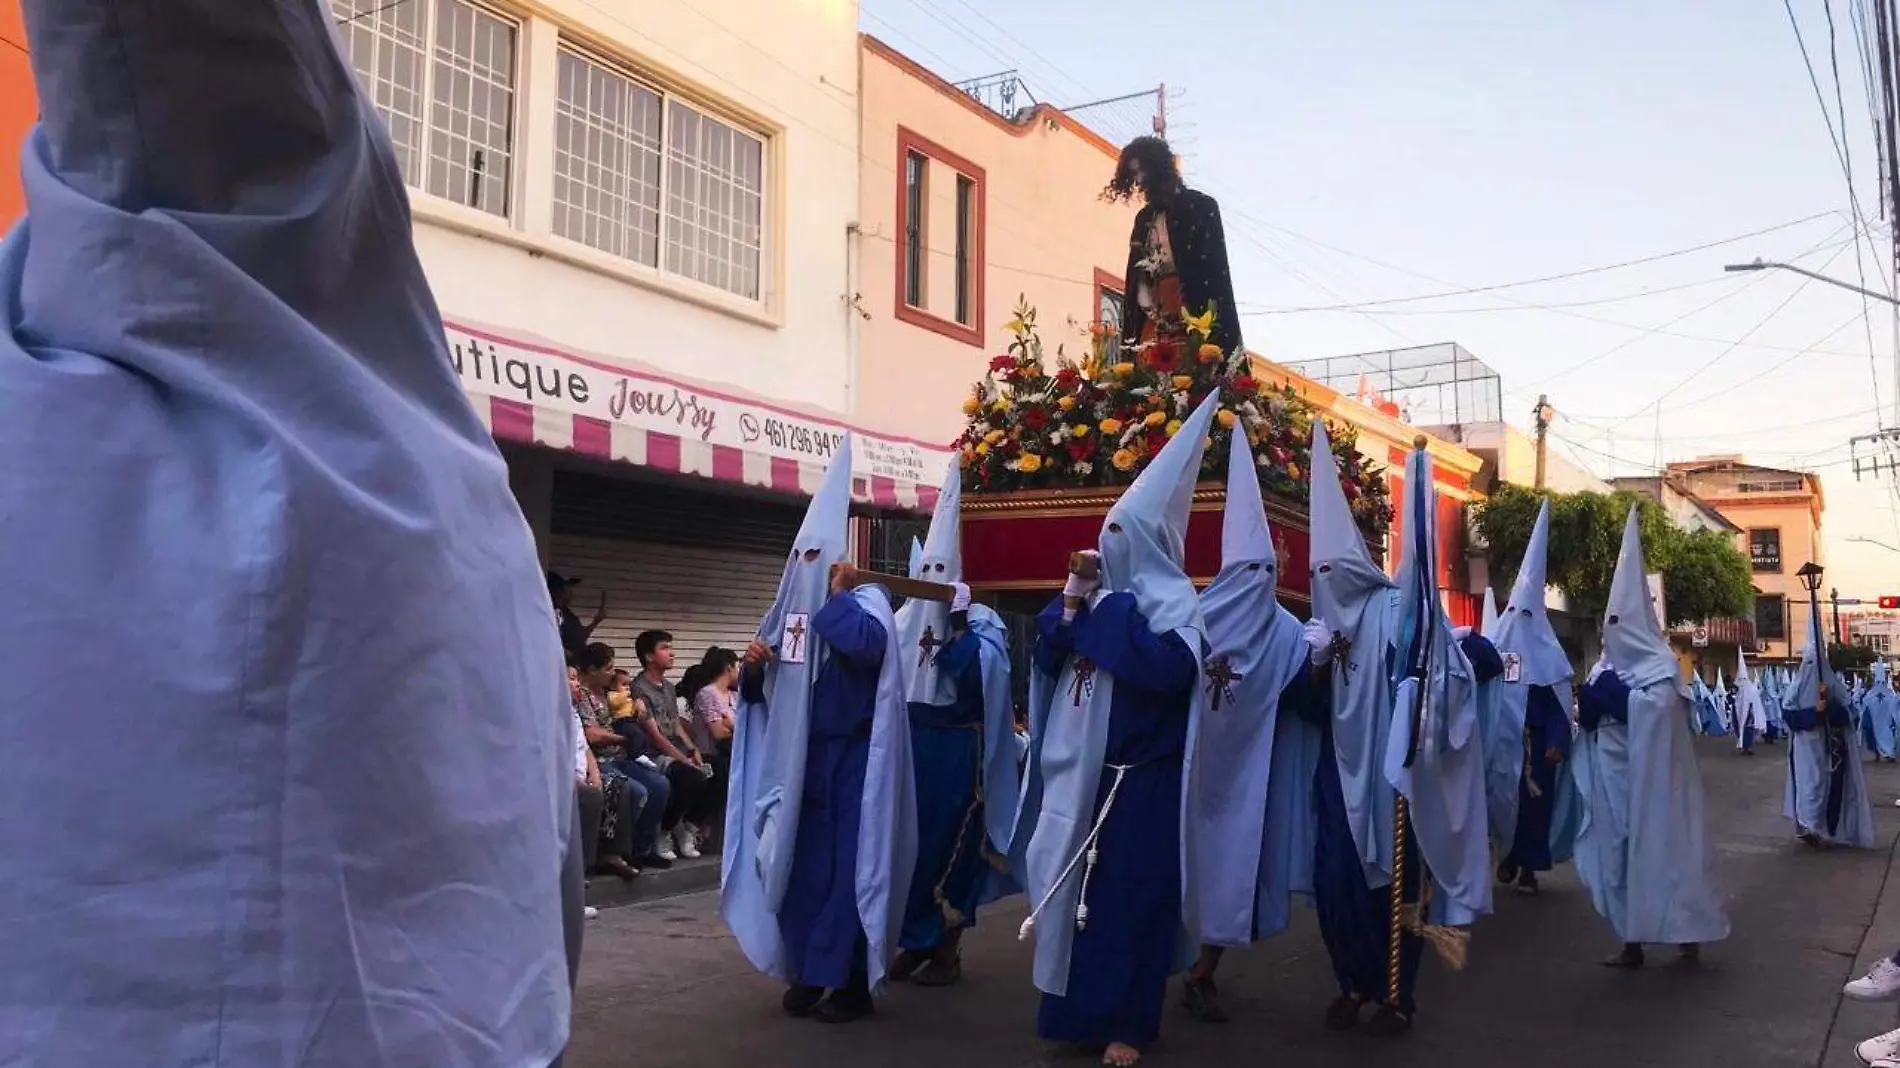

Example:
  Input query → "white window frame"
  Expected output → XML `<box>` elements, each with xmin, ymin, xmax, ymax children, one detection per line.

<box><xmin>550</xmin><ymin>42</ymin><xmax>770</xmax><ymax>305</ymax></box>
<box><xmin>331</xmin><ymin>0</ymin><xmax>521</xmax><ymax>220</ymax></box>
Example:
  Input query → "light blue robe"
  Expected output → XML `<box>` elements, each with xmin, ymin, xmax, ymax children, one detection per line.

<box><xmin>1780</xmin><ymin>606</ymin><xmax>1875</xmax><ymax>848</ymax></box>
<box><xmin>1572</xmin><ymin>512</ymin><xmax>1729</xmax><ymax>947</ymax></box>
<box><xmin>1865</xmin><ymin>664</ymin><xmax>1900</xmax><ymax>761</ymax></box>
<box><xmin>0</xmin><ymin>4</ymin><xmax>574</xmax><ymax>1065</ymax></box>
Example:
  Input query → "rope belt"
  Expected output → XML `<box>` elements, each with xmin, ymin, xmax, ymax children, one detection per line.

<box><xmin>1018</xmin><ymin>758</ymin><xmax>1149</xmax><ymax>941</ymax></box>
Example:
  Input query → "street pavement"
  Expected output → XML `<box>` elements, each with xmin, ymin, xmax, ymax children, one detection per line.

<box><xmin>567</xmin><ymin>739</ymin><xmax>1900</xmax><ymax>1068</ymax></box>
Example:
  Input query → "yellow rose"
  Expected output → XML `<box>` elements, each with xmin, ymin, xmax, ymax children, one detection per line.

<box><xmin>1287</xmin><ymin>463</ymin><xmax>1301</xmax><ymax>480</ymax></box>
<box><xmin>1198</xmin><ymin>343</ymin><xmax>1223</xmax><ymax>363</ymax></box>
<box><xmin>961</xmin><ymin>395</ymin><xmax>981</xmax><ymax>415</ymax></box>
<box><xmin>1144</xmin><ymin>411</ymin><xmax>1167</xmax><ymax>427</ymax></box>
<box><xmin>1171</xmin><ymin>375</ymin><xmax>1194</xmax><ymax>390</ymax></box>
<box><xmin>985</xmin><ymin>429</ymin><xmax>1005</xmax><ymax>444</ymax></box>
<box><xmin>1112</xmin><ymin>448</ymin><xmax>1138</xmax><ymax>472</ymax></box>
<box><xmin>1111</xmin><ymin>362</ymin><xmax>1136</xmax><ymax>376</ymax></box>
<box><xmin>990</xmin><ymin>398</ymin><xmax>1011</xmax><ymax>413</ymax></box>
<box><xmin>1019</xmin><ymin>453</ymin><xmax>1044</xmax><ymax>473</ymax></box>
<box><xmin>1217</xmin><ymin>409</ymin><xmax>1237</xmax><ymax>429</ymax></box>
<box><xmin>1072</xmin><ymin>424</ymin><xmax>1092</xmax><ymax>438</ymax></box>
<box><xmin>1100</xmin><ymin>418</ymin><xmax>1124</xmax><ymax>435</ymax></box>
<box><xmin>1058</xmin><ymin>396</ymin><xmax>1077</xmax><ymax>410</ymax></box>
<box><xmin>975</xmin><ymin>442</ymin><xmax>990</xmax><ymax>456</ymax></box>
<box><xmin>1165</xmin><ymin>419</ymin><xmax>1183</xmax><ymax>437</ymax></box>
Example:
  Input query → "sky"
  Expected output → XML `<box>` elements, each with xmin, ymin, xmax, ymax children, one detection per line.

<box><xmin>859</xmin><ymin>0</ymin><xmax>1900</xmax><ymax>599</ymax></box>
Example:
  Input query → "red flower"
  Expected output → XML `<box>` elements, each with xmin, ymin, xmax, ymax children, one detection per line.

<box><xmin>1022</xmin><ymin>408</ymin><xmax>1050</xmax><ymax>432</ymax></box>
<box><xmin>1144</xmin><ymin>427</ymin><xmax>1168</xmax><ymax>454</ymax></box>
<box><xmin>1055</xmin><ymin>366</ymin><xmax>1080</xmax><ymax>387</ymax></box>
<box><xmin>988</xmin><ymin>354</ymin><xmax>1015</xmax><ymax>374</ymax></box>
<box><xmin>1067</xmin><ymin>439</ymin><xmax>1095</xmax><ymax>462</ymax></box>
<box><xmin>1231</xmin><ymin>373</ymin><xmax>1257</xmax><ymax>395</ymax></box>
<box><xmin>1148</xmin><ymin>340</ymin><xmax>1180</xmax><ymax>373</ymax></box>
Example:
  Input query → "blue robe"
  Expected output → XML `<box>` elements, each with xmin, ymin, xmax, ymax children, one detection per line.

<box><xmin>900</xmin><ymin>629</ymin><xmax>1006</xmax><ymax>950</ymax></box>
<box><xmin>0</xmin><ymin>4</ymin><xmax>573</xmax><ymax>1064</ymax></box>
<box><xmin>1506</xmin><ymin>686</ymin><xmax>1579</xmax><ymax>873</ymax></box>
<box><xmin>770</xmin><ymin>593</ymin><xmax>892</xmax><ymax>990</ymax></box>
<box><xmin>1573</xmin><ymin>668</ymin><xmax>1729</xmax><ymax>946</ymax></box>
<box><xmin>1307</xmin><ymin>673</ymin><xmax>1425</xmax><ymax>1015</ymax></box>
<box><xmin>1031</xmin><ymin>595</ymin><xmax>1196</xmax><ymax>1048</ymax></box>
<box><xmin>1866</xmin><ymin>682</ymin><xmax>1900</xmax><ymax>761</ymax></box>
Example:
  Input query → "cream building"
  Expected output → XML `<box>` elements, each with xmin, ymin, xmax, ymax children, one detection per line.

<box><xmin>329</xmin><ymin>0</ymin><xmax>949</xmax><ymax>656</ymax></box>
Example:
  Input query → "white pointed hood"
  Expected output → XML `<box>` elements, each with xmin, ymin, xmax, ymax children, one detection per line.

<box><xmin>757</xmin><ymin>432</ymin><xmax>856</xmax><ymax>650</ymax></box>
<box><xmin>1736</xmin><ymin>647</ymin><xmax>1752</xmax><ymax>685</ymax></box>
<box><xmin>1098</xmin><ymin>392</ymin><xmax>1221</xmax><ymax>634</ymax></box>
<box><xmin>1308</xmin><ymin>418</ymin><xmax>1394</xmax><ymax>637</ymax></box>
<box><xmin>896</xmin><ymin>463</ymin><xmax>964</xmax><ymax>704</ymax></box>
<box><xmin>1602</xmin><ymin>507</ymin><xmax>1677</xmax><ymax>689</ymax></box>
<box><xmin>907</xmin><ymin>537</ymin><xmax>924</xmax><ymax>580</ymax></box>
<box><xmin>1479</xmin><ymin>587</ymin><xmax>1500</xmax><ymax>638</ymax></box>
<box><xmin>1492</xmin><ymin>499</ymin><xmax>1571</xmax><ymax>688</ymax></box>
<box><xmin>1220</xmin><ymin>426</ymin><xmax>1274</xmax><ymax>568</ymax></box>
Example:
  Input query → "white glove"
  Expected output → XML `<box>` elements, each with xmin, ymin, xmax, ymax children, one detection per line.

<box><xmin>951</xmin><ymin>582</ymin><xmax>972</xmax><ymax>613</ymax></box>
<box><xmin>1061</xmin><ymin>571</ymin><xmax>1100</xmax><ymax>601</ymax></box>
<box><xmin>1451</xmin><ymin>625</ymin><xmax>1474</xmax><ymax>641</ymax></box>
<box><xmin>1303</xmin><ymin>619</ymin><xmax>1335</xmax><ymax>666</ymax></box>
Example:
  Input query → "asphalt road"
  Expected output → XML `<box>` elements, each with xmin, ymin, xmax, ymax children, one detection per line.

<box><xmin>567</xmin><ymin>738</ymin><xmax>1900</xmax><ymax>1068</ymax></box>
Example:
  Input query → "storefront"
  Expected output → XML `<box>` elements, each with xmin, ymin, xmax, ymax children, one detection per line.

<box><xmin>450</xmin><ymin>318</ymin><xmax>953</xmax><ymax>659</ymax></box>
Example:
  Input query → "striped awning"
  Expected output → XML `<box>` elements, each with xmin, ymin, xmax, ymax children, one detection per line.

<box><xmin>447</xmin><ymin>319</ymin><xmax>950</xmax><ymax>513</ymax></box>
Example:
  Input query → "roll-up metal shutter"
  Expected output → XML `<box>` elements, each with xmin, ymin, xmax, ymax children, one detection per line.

<box><xmin>549</xmin><ymin>470</ymin><xmax>801</xmax><ymax>664</ymax></box>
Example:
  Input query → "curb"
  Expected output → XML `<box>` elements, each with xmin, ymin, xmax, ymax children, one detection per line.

<box><xmin>587</xmin><ymin>854</ymin><xmax>721</xmax><ymax>910</ymax></box>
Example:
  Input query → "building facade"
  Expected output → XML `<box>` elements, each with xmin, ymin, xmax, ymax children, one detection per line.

<box><xmin>1666</xmin><ymin>456</ymin><xmax>1827</xmax><ymax>662</ymax></box>
<box><xmin>328</xmin><ymin>0</ymin><xmax>951</xmax><ymax>658</ymax></box>
<box><xmin>1</xmin><ymin>0</ymin><xmax>32</xmax><ymax>226</ymax></box>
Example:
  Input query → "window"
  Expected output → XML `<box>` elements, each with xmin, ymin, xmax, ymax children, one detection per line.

<box><xmin>332</xmin><ymin>0</ymin><xmax>517</xmax><ymax>217</ymax></box>
<box><xmin>1748</xmin><ymin>528</ymin><xmax>1782</xmax><ymax>573</ymax></box>
<box><xmin>894</xmin><ymin>127</ymin><xmax>985</xmax><ymax>346</ymax></box>
<box><xmin>1755</xmin><ymin>594</ymin><xmax>1786</xmax><ymax>640</ymax></box>
<box><xmin>1095</xmin><ymin>269</ymin><xmax>1125</xmax><ymax>337</ymax></box>
<box><xmin>903</xmin><ymin>152</ymin><xmax>927</xmax><ymax>308</ymax></box>
<box><xmin>552</xmin><ymin>47</ymin><xmax>766</xmax><ymax>301</ymax></box>
<box><xmin>954</xmin><ymin>174</ymin><xmax>976</xmax><ymax>326</ymax></box>
<box><xmin>1738</xmin><ymin>478</ymin><xmax>1803</xmax><ymax>493</ymax></box>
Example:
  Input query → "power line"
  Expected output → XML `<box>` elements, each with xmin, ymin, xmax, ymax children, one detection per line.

<box><xmin>1240</xmin><ymin>274</ymin><xmax>1736</xmax><ymax>316</ymax></box>
<box><xmin>334</xmin><ymin>0</ymin><xmax>415</xmax><ymax>27</ymax></box>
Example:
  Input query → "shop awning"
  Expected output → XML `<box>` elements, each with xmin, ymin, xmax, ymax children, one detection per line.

<box><xmin>447</xmin><ymin>319</ymin><xmax>951</xmax><ymax>513</ymax></box>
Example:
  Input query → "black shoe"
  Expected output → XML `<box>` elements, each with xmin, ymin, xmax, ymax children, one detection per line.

<box><xmin>782</xmin><ymin>984</ymin><xmax>824</xmax><ymax>1017</ymax></box>
<box><xmin>1495</xmin><ymin>860</ymin><xmax>1519</xmax><ymax>885</ymax></box>
<box><xmin>1514</xmin><ymin>871</ymin><xmax>1540</xmax><ymax>896</ymax></box>
<box><xmin>814</xmin><ymin>988</ymin><xmax>873</xmax><ymax>1024</ymax></box>
<box><xmin>912</xmin><ymin>955</ymin><xmax>964</xmax><ymax>988</ymax></box>
<box><xmin>637</xmin><ymin>853</ymin><xmax>674</xmax><ymax>871</ymax></box>
<box><xmin>887</xmin><ymin>949</ymin><xmax>929</xmax><ymax>983</ymax></box>
<box><xmin>1324</xmin><ymin>994</ymin><xmax>1363</xmax><ymax>1031</ymax></box>
<box><xmin>1182</xmin><ymin>975</ymin><xmax>1228</xmax><ymax>1023</ymax></box>
<box><xmin>1365</xmin><ymin>1006</ymin><xmax>1412</xmax><ymax>1038</ymax></box>
<box><xmin>1677</xmin><ymin>943</ymin><xmax>1701</xmax><ymax>965</ymax></box>
<box><xmin>1600</xmin><ymin>945</ymin><xmax>1645</xmax><ymax>969</ymax></box>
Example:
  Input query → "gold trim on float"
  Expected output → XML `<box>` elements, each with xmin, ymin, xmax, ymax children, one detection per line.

<box><xmin>962</xmin><ymin>481</ymin><xmax>1312</xmax><ymax>530</ymax></box>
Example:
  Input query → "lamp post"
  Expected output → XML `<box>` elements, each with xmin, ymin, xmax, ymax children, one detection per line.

<box><xmin>1799</xmin><ymin>562</ymin><xmax>1826</xmax><ymax>637</ymax></box>
<box><xmin>1831</xmin><ymin>586</ymin><xmax>1843</xmax><ymax>647</ymax></box>
<box><xmin>1726</xmin><ymin>259</ymin><xmax>1900</xmax><ymax>305</ymax></box>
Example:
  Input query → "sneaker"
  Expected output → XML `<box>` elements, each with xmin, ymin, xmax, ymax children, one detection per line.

<box><xmin>583</xmin><ymin>906</ymin><xmax>600</xmax><ymax>920</ymax></box>
<box><xmin>673</xmin><ymin>824</ymin><xmax>702</xmax><ymax>860</ymax></box>
<box><xmin>655</xmin><ymin>838</ymin><xmax>679</xmax><ymax>863</ymax></box>
<box><xmin>1857</xmin><ymin>1025</ymin><xmax>1900</xmax><ymax>1066</ymax></box>
<box><xmin>1847</xmin><ymin>959</ymin><xmax>1900</xmax><ymax>1002</ymax></box>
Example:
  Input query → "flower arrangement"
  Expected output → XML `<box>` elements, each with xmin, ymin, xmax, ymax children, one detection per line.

<box><xmin>956</xmin><ymin>297</ymin><xmax>1394</xmax><ymax>533</ymax></box>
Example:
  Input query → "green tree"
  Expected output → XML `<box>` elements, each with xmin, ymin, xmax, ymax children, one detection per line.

<box><xmin>1473</xmin><ymin>483</ymin><xmax>1752</xmax><ymax>626</ymax></box>
<box><xmin>1831</xmin><ymin>642</ymin><xmax>1877</xmax><ymax>673</ymax></box>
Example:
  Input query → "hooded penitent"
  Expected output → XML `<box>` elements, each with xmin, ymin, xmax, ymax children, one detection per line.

<box><xmin>1571</xmin><ymin>509</ymin><xmax>1730</xmax><ymax>946</ymax></box>
<box><xmin>1487</xmin><ymin>499</ymin><xmax>1581</xmax><ymax>867</ymax></box>
<box><xmin>0</xmin><ymin>5</ymin><xmax>572</xmax><ymax>1063</ymax></box>
<box><xmin>1733</xmin><ymin>649</ymin><xmax>1768</xmax><ymax>749</ymax></box>
<box><xmin>1866</xmin><ymin>661</ymin><xmax>1900</xmax><ymax>760</ymax></box>
<box><xmin>1780</xmin><ymin>597</ymin><xmax>1875</xmax><ymax>847</ymax></box>
<box><xmin>1188</xmin><ymin>427</ymin><xmax>1315</xmax><ymax>947</ymax></box>
<box><xmin>1016</xmin><ymin>392</ymin><xmax>1220</xmax><ymax>997</ymax></box>
<box><xmin>1306</xmin><ymin>418</ymin><xmax>1402</xmax><ymax>887</ymax></box>
<box><xmin>1383</xmin><ymin>441</ymin><xmax>1492</xmax><ymax>927</ymax></box>
<box><xmin>721</xmin><ymin>434</ymin><xmax>919</xmax><ymax>992</ymax></box>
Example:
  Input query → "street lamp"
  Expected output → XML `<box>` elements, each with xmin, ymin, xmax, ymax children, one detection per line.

<box><xmin>1725</xmin><ymin>258</ymin><xmax>1900</xmax><ymax>305</ymax></box>
<box><xmin>1850</xmin><ymin>535</ymin><xmax>1900</xmax><ymax>555</ymax></box>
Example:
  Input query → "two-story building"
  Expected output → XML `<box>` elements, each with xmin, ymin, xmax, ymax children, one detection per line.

<box><xmin>326</xmin><ymin>0</ymin><xmax>951</xmax><ymax>656</ymax></box>
<box><xmin>1665</xmin><ymin>456</ymin><xmax>1827</xmax><ymax>662</ymax></box>
<box><xmin>1</xmin><ymin>0</ymin><xmax>32</xmax><ymax>226</ymax></box>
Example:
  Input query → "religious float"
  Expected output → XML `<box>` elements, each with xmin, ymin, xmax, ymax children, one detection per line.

<box><xmin>952</xmin><ymin>300</ymin><xmax>1394</xmax><ymax>615</ymax></box>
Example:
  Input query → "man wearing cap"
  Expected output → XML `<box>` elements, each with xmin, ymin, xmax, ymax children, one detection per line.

<box><xmin>550</xmin><ymin>572</ymin><xmax>609</xmax><ymax>660</ymax></box>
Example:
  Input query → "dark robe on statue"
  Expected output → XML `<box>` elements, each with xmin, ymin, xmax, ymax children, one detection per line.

<box><xmin>746</xmin><ymin>591</ymin><xmax>889</xmax><ymax>991</ymax></box>
<box><xmin>1303</xmin><ymin>670</ymin><xmax>1425</xmax><ymax>1016</ymax></box>
<box><xmin>1119</xmin><ymin>188</ymin><xmax>1242</xmax><ymax>356</ymax></box>
<box><xmin>901</xmin><ymin>629</ymin><xmax>991</xmax><ymax>950</ymax></box>
<box><xmin>1507</xmin><ymin>686</ymin><xmax>1574</xmax><ymax>873</ymax></box>
<box><xmin>1032</xmin><ymin>594</ymin><xmax>1196</xmax><ymax>1048</ymax></box>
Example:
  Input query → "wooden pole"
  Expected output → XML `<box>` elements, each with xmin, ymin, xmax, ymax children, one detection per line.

<box><xmin>1387</xmin><ymin>796</ymin><xmax>1409</xmax><ymax>1008</ymax></box>
<box><xmin>829</xmin><ymin>563</ymin><xmax>956</xmax><ymax>604</ymax></box>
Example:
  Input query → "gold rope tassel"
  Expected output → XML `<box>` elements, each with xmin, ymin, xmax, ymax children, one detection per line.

<box><xmin>933</xmin><ymin>723</ymin><xmax>988</xmax><ymax>933</ymax></box>
<box><xmin>1386</xmin><ymin>796</ymin><xmax>1409</xmax><ymax>1007</ymax></box>
<box><xmin>1390</xmin><ymin>799</ymin><xmax>1473</xmax><ymax>978</ymax></box>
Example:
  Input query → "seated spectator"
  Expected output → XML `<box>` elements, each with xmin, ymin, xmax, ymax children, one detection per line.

<box><xmin>680</xmin><ymin>647</ymin><xmax>740</xmax><ymax>848</ymax></box>
<box><xmin>571</xmin><ymin>667</ymin><xmax>638</xmax><ymax>882</ymax></box>
<box><xmin>624</xmin><ymin>630</ymin><xmax>716</xmax><ymax>861</ymax></box>
<box><xmin>574</xmin><ymin>642</ymin><xmax>673</xmax><ymax>870</ymax></box>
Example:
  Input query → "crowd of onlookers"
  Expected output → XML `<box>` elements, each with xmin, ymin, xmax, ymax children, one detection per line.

<box><xmin>551</xmin><ymin>572</ymin><xmax>739</xmax><ymax>902</ymax></box>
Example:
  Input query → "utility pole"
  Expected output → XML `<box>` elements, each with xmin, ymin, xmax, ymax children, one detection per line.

<box><xmin>1832</xmin><ymin>587</ymin><xmax>1843</xmax><ymax>648</ymax></box>
<box><xmin>1154</xmin><ymin>83</ymin><xmax>1167</xmax><ymax>138</ymax></box>
<box><xmin>1532</xmin><ymin>394</ymin><xmax>1555</xmax><ymax>489</ymax></box>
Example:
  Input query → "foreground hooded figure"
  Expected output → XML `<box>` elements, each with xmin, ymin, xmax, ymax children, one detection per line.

<box><xmin>0</xmin><ymin>5</ymin><xmax>576</xmax><ymax>1065</ymax></box>
<box><xmin>1573</xmin><ymin>510</ymin><xmax>1730</xmax><ymax>968</ymax></box>
<box><xmin>1015</xmin><ymin>393</ymin><xmax>1219</xmax><ymax>1068</ymax></box>
<box><xmin>1781</xmin><ymin>599</ymin><xmax>1875</xmax><ymax>849</ymax></box>
<box><xmin>1177</xmin><ymin>429</ymin><xmax>1320</xmax><ymax>1024</ymax></box>
<box><xmin>1732</xmin><ymin>648</ymin><xmax>1768</xmax><ymax>756</ymax></box>
<box><xmin>1487</xmin><ymin>500</ymin><xmax>1581</xmax><ymax>896</ymax></box>
<box><xmin>890</xmin><ymin>466</ymin><xmax>1020</xmax><ymax>987</ymax></box>
<box><xmin>1302</xmin><ymin>429</ymin><xmax>1488</xmax><ymax>1037</ymax></box>
<box><xmin>721</xmin><ymin>438</ymin><xmax>918</xmax><ymax>1023</ymax></box>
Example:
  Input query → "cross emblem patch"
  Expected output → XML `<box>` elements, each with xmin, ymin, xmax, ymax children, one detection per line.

<box><xmin>781</xmin><ymin>613</ymin><xmax>809</xmax><ymax>665</ymax></box>
<box><xmin>1204</xmin><ymin>655</ymin><xmax>1244</xmax><ymax>710</ymax></box>
<box><xmin>918</xmin><ymin>626</ymin><xmax>942</xmax><ymax>668</ymax></box>
<box><xmin>1070</xmin><ymin>658</ymin><xmax>1097</xmax><ymax>707</ymax></box>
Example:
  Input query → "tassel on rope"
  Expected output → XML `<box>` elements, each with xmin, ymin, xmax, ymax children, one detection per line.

<box><xmin>1394</xmin><ymin>850</ymin><xmax>1472</xmax><ymax>970</ymax></box>
<box><xmin>933</xmin><ymin>723</ymin><xmax>986</xmax><ymax>934</ymax></box>
<box><xmin>1018</xmin><ymin>765</ymin><xmax>1131</xmax><ymax>941</ymax></box>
